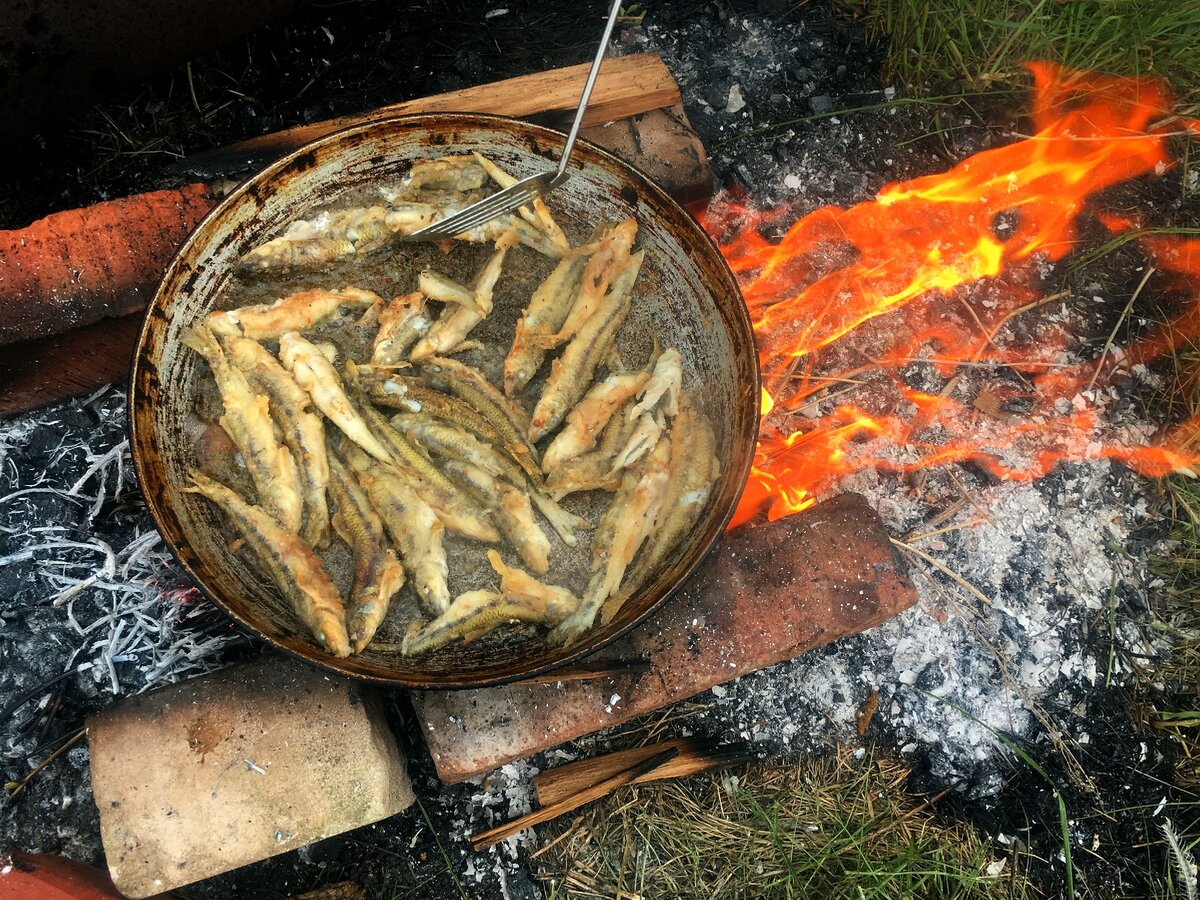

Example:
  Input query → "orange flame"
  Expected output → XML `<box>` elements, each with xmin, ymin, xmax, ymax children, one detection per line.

<box><xmin>707</xmin><ymin>63</ymin><xmax>1200</xmax><ymax>528</ymax></box>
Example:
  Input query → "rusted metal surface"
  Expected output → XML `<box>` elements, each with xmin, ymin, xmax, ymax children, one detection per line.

<box><xmin>411</xmin><ymin>493</ymin><xmax>918</xmax><ymax>784</ymax></box>
<box><xmin>129</xmin><ymin>113</ymin><xmax>759</xmax><ymax>688</ymax></box>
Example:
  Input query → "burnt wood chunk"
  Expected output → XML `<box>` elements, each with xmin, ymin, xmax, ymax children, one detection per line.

<box><xmin>0</xmin><ymin>185</ymin><xmax>214</xmax><ymax>345</ymax></box>
<box><xmin>410</xmin><ymin>493</ymin><xmax>918</xmax><ymax>784</ymax></box>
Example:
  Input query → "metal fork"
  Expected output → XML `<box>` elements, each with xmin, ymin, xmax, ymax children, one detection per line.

<box><xmin>405</xmin><ymin>0</ymin><xmax>625</xmax><ymax>241</ymax></box>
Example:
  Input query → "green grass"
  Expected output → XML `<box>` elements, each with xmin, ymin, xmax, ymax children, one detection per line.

<box><xmin>845</xmin><ymin>0</ymin><xmax>1200</xmax><ymax>98</ymax></box>
<box><xmin>535</xmin><ymin>748</ymin><xmax>1032</xmax><ymax>900</ymax></box>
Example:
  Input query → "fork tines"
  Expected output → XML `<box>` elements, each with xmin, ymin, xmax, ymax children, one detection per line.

<box><xmin>408</xmin><ymin>175</ymin><xmax>546</xmax><ymax>240</ymax></box>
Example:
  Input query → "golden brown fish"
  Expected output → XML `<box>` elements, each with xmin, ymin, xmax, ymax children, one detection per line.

<box><xmin>207</xmin><ymin>286</ymin><xmax>383</xmax><ymax>340</ymax></box>
<box><xmin>343</xmin><ymin>384</ymin><xmax>500</xmax><ymax>543</ymax></box>
<box><xmin>185</xmin><ymin>470</ymin><xmax>349</xmax><ymax>657</ymax></box>
<box><xmin>371</xmin><ymin>292</ymin><xmax>431</xmax><ymax>366</ymax></box>
<box><xmin>420</xmin><ymin>355</ymin><xmax>541</xmax><ymax>479</ymax></box>
<box><xmin>410</xmin><ymin>229</ymin><xmax>515</xmax><ymax>361</ymax></box>
<box><xmin>542</xmin><ymin>371</ymin><xmax>650</xmax><ymax>472</ymax></box>
<box><xmin>225</xmin><ymin>335</ymin><xmax>331</xmax><ymax>548</ymax></box>
<box><xmin>601</xmin><ymin>396</ymin><xmax>719</xmax><ymax>624</ymax></box>
<box><xmin>471</xmin><ymin>152</ymin><xmax>570</xmax><ymax>255</ymax></box>
<box><xmin>279</xmin><ymin>332</ymin><xmax>394</xmax><ymax>464</ymax></box>
<box><xmin>344</xmin><ymin>447</ymin><xmax>451</xmax><ymax>616</ymax></box>
<box><xmin>183</xmin><ymin>324</ymin><xmax>304</xmax><ymax>533</ymax></box>
<box><xmin>443</xmin><ymin>459</ymin><xmax>551</xmax><ymax>574</ymax></box>
<box><xmin>548</xmin><ymin>435</ymin><xmax>672</xmax><ymax>646</ymax></box>
<box><xmin>327</xmin><ymin>454</ymin><xmax>407</xmax><ymax>651</ymax></box>
<box><xmin>529</xmin><ymin>249</ymin><xmax>644</xmax><ymax>443</ymax></box>
<box><xmin>503</xmin><ymin>239</ymin><xmax>597</xmax><ymax>396</ymax></box>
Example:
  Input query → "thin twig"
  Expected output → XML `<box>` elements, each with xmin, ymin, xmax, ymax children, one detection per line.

<box><xmin>891</xmin><ymin>538</ymin><xmax>993</xmax><ymax>606</ymax></box>
<box><xmin>4</xmin><ymin>727</ymin><xmax>86</xmax><ymax>801</ymax></box>
<box><xmin>1087</xmin><ymin>266</ymin><xmax>1155</xmax><ymax>392</ymax></box>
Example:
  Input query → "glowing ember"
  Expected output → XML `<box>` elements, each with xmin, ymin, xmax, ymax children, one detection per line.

<box><xmin>706</xmin><ymin>63</ymin><xmax>1200</xmax><ymax>528</ymax></box>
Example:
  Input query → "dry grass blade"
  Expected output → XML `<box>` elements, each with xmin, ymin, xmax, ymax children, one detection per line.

<box><xmin>535</xmin><ymin>746</ymin><xmax>1029</xmax><ymax>899</ymax></box>
<box><xmin>892</xmin><ymin>537</ymin><xmax>993</xmax><ymax>606</ymax></box>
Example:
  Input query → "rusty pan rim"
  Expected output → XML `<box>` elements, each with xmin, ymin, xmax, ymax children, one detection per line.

<box><xmin>129</xmin><ymin>111</ymin><xmax>759</xmax><ymax>689</ymax></box>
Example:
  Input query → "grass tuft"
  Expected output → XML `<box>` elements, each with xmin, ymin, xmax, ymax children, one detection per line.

<box><xmin>535</xmin><ymin>746</ymin><xmax>1032</xmax><ymax>899</ymax></box>
<box><xmin>845</xmin><ymin>0</ymin><xmax>1200</xmax><ymax>98</ymax></box>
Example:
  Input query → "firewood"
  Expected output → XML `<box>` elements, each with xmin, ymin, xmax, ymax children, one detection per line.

<box><xmin>470</xmin><ymin>747</ymin><xmax>679</xmax><ymax>851</ymax></box>
<box><xmin>533</xmin><ymin>738</ymin><xmax>753</xmax><ymax>807</ymax></box>
<box><xmin>204</xmin><ymin>54</ymin><xmax>680</xmax><ymax>162</ymax></box>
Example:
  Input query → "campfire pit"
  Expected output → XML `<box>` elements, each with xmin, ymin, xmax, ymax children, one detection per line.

<box><xmin>2</xmin><ymin>2</ymin><xmax>1197</xmax><ymax>897</ymax></box>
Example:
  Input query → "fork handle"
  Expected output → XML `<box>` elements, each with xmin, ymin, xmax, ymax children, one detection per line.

<box><xmin>552</xmin><ymin>0</ymin><xmax>626</xmax><ymax>186</ymax></box>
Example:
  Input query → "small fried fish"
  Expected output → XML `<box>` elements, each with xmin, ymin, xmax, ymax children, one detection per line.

<box><xmin>530</xmin><ymin>249</ymin><xmax>644</xmax><ymax>443</ymax></box>
<box><xmin>403</xmin><ymin>156</ymin><xmax>488</xmax><ymax>193</ymax></box>
<box><xmin>631</xmin><ymin>348</ymin><xmax>683</xmax><ymax>418</ymax></box>
<box><xmin>185</xmin><ymin>470</ymin><xmax>349</xmax><ymax>657</ymax></box>
<box><xmin>344</xmin><ymin>447</ymin><xmax>450</xmax><ymax>616</ymax></box>
<box><xmin>279</xmin><ymin>332</ymin><xmax>393</xmax><ymax>464</ymax></box>
<box><xmin>548</xmin><ymin>436</ymin><xmax>673</xmax><ymax>646</ymax></box>
<box><xmin>443</xmin><ymin>459</ymin><xmax>551</xmax><ymax>573</ymax></box>
<box><xmin>602</xmin><ymin>396</ymin><xmax>719</xmax><ymax>624</ymax></box>
<box><xmin>610</xmin><ymin>409</ymin><xmax>665</xmax><ymax>473</ymax></box>
<box><xmin>210</xmin><ymin>285</ymin><xmax>383</xmax><ymax>342</ymax></box>
<box><xmin>542</xmin><ymin>371</ymin><xmax>649</xmax><ymax>472</ymax></box>
<box><xmin>405</xmin><ymin>548</ymin><xmax>583</xmax><ymax>654</ymax></box>
<box><xmin>371</xmin><ymin>292</ymin><xmax>431</xmax><ymax>365</ymax></box>
<box><xmin>225</xmin><ymin>335</ymin><xmax>331</xmax><ymax>548</ymax></box>
<box><xmin>503</xmin><ymin>235</ymin><xmax>599</xmax><ymax>396</ymax></box>
<box><xmin>183</xmin><ymin>324</ymin><xmax>304</xmax><ymax>533</ymax></box>
<box><xmin>536</xmin><ymin>219</ymin><xmax>637</xmax><ymax>349</ymax></box>
<box><xmin>420</xmin><ymin>355</ymin><xmax>541</xmax><ymax>478</ymax></box>
<box><xmin>472</xmin><ymin>152</ymin><xmax>570</xmax><ymax>255</ymax></box>
<box><xmin>343</xmin><ymin>384</ymin><xmax>500</xmax><ymax>543</ymax></box>
<box><xmin>392</xmin><ymin>412</ymin><xmax>527</xmax><ymax>488</ymax></box>
<box><xmin>351</xmin><ymin>364</ymin><xmax>504</xmax><ymax>444</ymax></box>
<box><xmin>410</xmin><ymin>230</ymin><xmax>515</xmax><ymax>361</ymax></box>
<box><xmin>327</xmin><ymin>454</ymin><xmax>406</xmax><ymax>651</ymax></box>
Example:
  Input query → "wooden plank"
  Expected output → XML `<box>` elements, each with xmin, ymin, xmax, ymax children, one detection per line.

<box><xmin>0</xmin><ymin>313</ymin><xmax>141</xmax><ymax>417</ymax></box>
<box><xmin>533</xmin><ymin>739</ymin><xmax>753</xmax><ymax>807</ymax></box>
<box><xmin>210</xmin><ymin>54</ymin><xmax>680</xmax><ymax>162</ymax></box>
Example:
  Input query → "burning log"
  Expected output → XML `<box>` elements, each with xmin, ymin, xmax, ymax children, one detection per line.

<box><xmin>0</xmin><ymin>185</ymin><xmax>214</xmax><ymax>346</ymax></box>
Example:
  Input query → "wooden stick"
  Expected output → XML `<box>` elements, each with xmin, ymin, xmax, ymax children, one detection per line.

<box><xmin>470</xmin><ymin>747</ymin><xmax>679</xmax><ymax>851</ymax></box>
<box><xmin>206</xmin><ymin>54</ymin><xmax>680</xmax><ymax>162</ymax></box>
<box><xmin>533</xmin><ymin>738</ymin><xmax>753</xmax><ymax>807</ymax></box>
<box><xmin>509</xmin><ymin>659</ymin><xmax>650</xmax><ymax>686</ymax></box>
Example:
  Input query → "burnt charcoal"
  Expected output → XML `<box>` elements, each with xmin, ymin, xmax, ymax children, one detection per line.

<box><xmin>809</xmin><ymin>93</ymin><xmax>833</xmax><ymax>114</ymax></box>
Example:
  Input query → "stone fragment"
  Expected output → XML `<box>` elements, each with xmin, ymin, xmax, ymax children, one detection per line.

<box><xmin>412</xmin><ymin>493</ymin><xmax>916</xmax><ymax>783</ymax></box>
<box><xmin>88</xmin><ymin>656</ymin><xmax>412</xmax><ymax>899</ymax></box>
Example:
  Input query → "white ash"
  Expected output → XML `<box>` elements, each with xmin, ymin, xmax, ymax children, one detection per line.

<box><xmin>1</xmin><ymin>387</ymin><xmax>246</xmax><ymax>860</ymax></box>
<box><xmin>690</xmin><ymin>460</ymin><xmax>1161</xmax><ymax>789</ymax></box>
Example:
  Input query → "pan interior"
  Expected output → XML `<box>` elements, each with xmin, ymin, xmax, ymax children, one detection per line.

<box><xmin>131</xmin><ymin>115</ymin><xmax>758</xmax><ymax>687</ymax></box>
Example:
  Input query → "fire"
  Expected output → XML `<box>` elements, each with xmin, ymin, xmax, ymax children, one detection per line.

<box><xmin>706</xmin><ymin>63</ymin><xmax>1200</xmax><ymax>528</ymax></box>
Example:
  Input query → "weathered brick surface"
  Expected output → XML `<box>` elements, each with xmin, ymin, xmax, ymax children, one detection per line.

<box><xmin>411</xmin><ymin>493</ymin><xmax>917</xmax><ymax>784</ymax></box>
<box><xmin>88</xmin><ymin>656</ymin><xmax>412</xmax><ymax>899</ymax></box>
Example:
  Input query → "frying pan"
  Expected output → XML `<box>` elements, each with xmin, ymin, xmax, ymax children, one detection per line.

<box><xmin>129</xmin><ymin>113</ymin><xmax>759</xmax><ymax>688</ymax></box>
